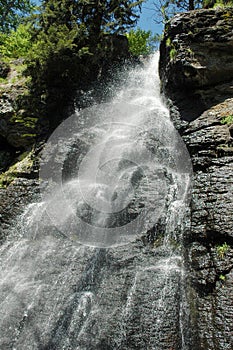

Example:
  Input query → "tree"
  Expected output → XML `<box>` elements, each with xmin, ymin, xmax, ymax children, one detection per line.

<box><xmin>126</xmin><ymin>28</ymin><xmax>161</xmax><ymax>56</ymax></box>
<box><xmin>0</xmin><ymin>0</ymin><xmax>35</xmax><ymax>32</ymax></box>
<box><xmin>25</xmin><ymin>0</ymin><xmax>144</xmax><ymax>127</ymax></box>
<box><xmin>0</xmin><ymin>23</ymin><xmax>32</xmax><ymax>58</ymax></box>
<box><xmin>37</xmin><ymin>0</ymin><xmax>143</xmax><ymax>46</ymax></box>
<box><xmin>152</xmin><ymin>0</ymin><xmax>199</xmax><ymax>25</ymax></box>
<box><xmin>152</xmin><ymin>0</ymin><xmax>233</xmax><ymax>25</ymax></box>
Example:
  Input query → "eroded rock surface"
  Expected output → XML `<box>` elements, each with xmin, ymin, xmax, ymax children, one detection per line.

<box><xmin>0</xmin><ymin>60</ymin><xmax>42</xmax><ymax>151</ymax></box>
<box><xmin>160</xmin><ymin>8</ymin><xmax>233</xmax><ymax>350</ymax></box>
<box><xmin>160</xmin><ymin>8</ymin><xmax>233</xmax><ymax>120</ymax></box>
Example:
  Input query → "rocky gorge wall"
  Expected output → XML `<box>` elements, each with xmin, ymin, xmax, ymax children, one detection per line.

<box><xmin>159</xmin><ymin>8</ymin><xmax>233</xmax><ymax>350</ymax></box>
<box><xmin>0</xmin><ymin>36</ymin><xmax>130</xmax><ymax>239</ymax></box>
<box><xmin>0</xmin><ymin>10</ymin><xmax>233</xmax><ymax>349</ymax></box>
<box><xmin>0</xmin><ymin>47</ymin><xmax>191</xmax><ymax>350</ymax></box>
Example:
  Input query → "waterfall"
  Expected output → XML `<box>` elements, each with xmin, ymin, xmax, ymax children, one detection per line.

<box><xmin>0</xmin><ymin>53</ymin><xmax>192</xmax><ymax>350</ymax></box>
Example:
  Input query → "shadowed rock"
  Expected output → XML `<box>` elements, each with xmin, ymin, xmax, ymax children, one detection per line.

<box><xmin>159</xmin><ymin>8</ymin><xmax>233</xmax><ymax>350</ymax></box>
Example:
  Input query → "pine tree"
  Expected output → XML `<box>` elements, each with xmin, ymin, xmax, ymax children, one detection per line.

<box><xmin>0</xmin><ymin>0</ymin><xmax>34</xmax><ymax>32</ymax></box>
<box><xmin>26</xmin><ymin>0</ymin><xmax>143</xmax><ymax>127</ymax></box>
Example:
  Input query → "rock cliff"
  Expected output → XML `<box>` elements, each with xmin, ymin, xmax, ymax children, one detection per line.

<box><xmin>159</xmin><ymin>8</ymin><xmax>233</xmax><ymax>350</ymax></box>
<box><xmin>0</xmin><ymin>36</ymin><xmax>130</xmax><ymax>236</ymax></box>
<box><xmin>1</xmin><ymin>10</ymin><xmax>233</xmax><ymax>349</ymax></box>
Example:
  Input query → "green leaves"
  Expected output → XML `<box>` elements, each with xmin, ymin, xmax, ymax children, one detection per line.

<box><xmin>0</xmin><ymin>0</ymin><xmax>35</xmax><ymax>33</ymax></box>
<box><xmin>0</xmin><ymin>0</ymin><xmax>146</xmax><ymax>128</ymax></box>
<box><xmin>0</xmin><ymin>24</ymin><xmax>32</xmax><ymax>58</ymax></box>
<box><xmin>29</xmin><ymin>24</ymin><xmax>80</xmax><ymax>61</ymax></box>
<box><xmin>126</xmin><ymin>28</ymin><xmax>161</xmax><ymax>56</ymax></box>
<box><xmin>216</xmin><ymin>242</ymin><xmax>230</xmax><ymax>259</ymax></box>
<box><xmin>221</xmin><ymin>115</ymin><xmax>233</xmax><ymax>125</ymax></box>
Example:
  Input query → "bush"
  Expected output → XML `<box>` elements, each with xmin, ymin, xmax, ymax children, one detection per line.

<box><xmin>216</xmin><ymin>242</ymin><xmax>229</xmax><ymax>259</ymax></box>
<box><xmin>221</xmin><ymin>115</ymin><xmax>233</xmax><ymax>125</ymax></box>
<box><xmin>0</xmin><ymin>24</ymin><xmax>32</xmax><ymax>59</ymax></box>
<box><xmin>126</xmin><ymin>28</ymin><xmax>161</xmax><ymax>56</ymax></box>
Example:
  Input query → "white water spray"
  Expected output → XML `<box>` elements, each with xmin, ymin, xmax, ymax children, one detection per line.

<box><xmin>0</xmin><ymin>53</ymin><xmax>192</xmax><ymax>350</ymax></box>
<box><xmin>38</xmin><ymin>53</ymin><xmax>192</xmax><ymax>248</ymax></box>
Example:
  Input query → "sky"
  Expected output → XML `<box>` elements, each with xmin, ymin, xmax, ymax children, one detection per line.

<box><xmin>137</xmin><ymin>0</ymin><xmax>163</xmax><ymax>35</ymax></box>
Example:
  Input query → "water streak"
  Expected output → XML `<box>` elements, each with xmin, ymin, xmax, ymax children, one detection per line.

<box><xmin>0</xmin><ymin>53</ymin><xmax>192</xmax><ymax>350</ymax></box>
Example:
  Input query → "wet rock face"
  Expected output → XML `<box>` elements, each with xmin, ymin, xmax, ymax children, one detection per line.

<box><xmin>159</xmin><ymin>8</ymin><xmax>233</xmax><ymax>121</ymax></box>
<box><xmin>0</xmin><ymin>179</ymin><xmax>40</xmax><ymax>239</ymax></box>
<box><xmin>0</xmin><ymin>144</ymin><xmax>42</xmax><ymax>241</ymax></box>
<box><xmin>183</xmin><ymin>101</ymin><xmax>233</xmax><ymax>350</ymax></box>
<box><xmin>159</xmin><ymin>9</ymin><xmax>233</xmax><ymax>350</ymax></box>
<box><xmin>0</xmin><ymin>68</ymin><xmax>40</xmax><ymax>150</ymax></box>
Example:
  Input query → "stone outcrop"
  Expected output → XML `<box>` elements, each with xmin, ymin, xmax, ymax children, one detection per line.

<box><xmin>159</xmin><ymin>8</ymin><xmax>233</xmax><ymax>350</ymax></box>
<box><xmin>0</xmin><ymin>59</ymin><xmax>42</xmax><ymax>151</ymax></box>
<box><xmin>160</xmin><ymin>8</ymin><xmax>233</xmax><ymax>120</ymax></box>
<box><xmin>0</xmin><ymin>36</ymin><xmax>130</xmax><ymax>230</ymax></box>
<box><xmin>0</xmin><ymin>36</ymin><xmax>130</xmax><ymax>180</ymax></box>
<box><xmin>0</xmin><ymin>49</ymin><xmax>189</xmax><ymax>350</ymax></box>
<box><xmin>1</xmin><ymin>10</ymin><xmax>233</xmax><ymax>349</ymax></box>
<box><xmin>0</xmin><ymin>61</ymin><xmax>10</xmax><ymax>79</ymax></box>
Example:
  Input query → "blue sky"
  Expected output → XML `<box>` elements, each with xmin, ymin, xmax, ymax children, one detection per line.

<box><xmin>137</xmin><ymin>0</ymin><xmax>163</xmax><ymax>34</ymax></box>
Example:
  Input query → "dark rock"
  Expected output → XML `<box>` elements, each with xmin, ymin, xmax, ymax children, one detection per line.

<box><xmin>0</xmin><ymin>149</ymin><xmax>14</xmax><ymax>172</ymax></box>
<box><xmin>0</xmin><ymin>64</ymin><xmax>38</xmax><ymax>152</ymax></box>
<box><xmin>0</xmin><ymin>48</ymin><xmax>190</xmax><ymax>349</ymax></box>
<box><xmin>0</xmin><ymin>178</ymin><xmax>40</xmax><ymax>240</ymax></box>
<box><xmin>159</xmin><ymin>8</ymin><xmax>233</xmax><ymax>121</ymax></box>
<box><xmin>159</xmin><ymin>8</ymin><xmax>233</xmax><ymax>350</ymax></box>
<box><xmin>0</xmin><ymin>61</ymin><xmax>10</xmax><ymax>79</ymax></box>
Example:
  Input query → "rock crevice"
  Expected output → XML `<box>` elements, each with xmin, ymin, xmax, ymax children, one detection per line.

<box><xmin>160</xmin><ymin>8</ymin><xmax>233</xmax><ymax>121</ymax></box>
<box><xmin>159</xmin><ymin>8</ymin><xmax>233</xmax><ymax>350</ymax></box>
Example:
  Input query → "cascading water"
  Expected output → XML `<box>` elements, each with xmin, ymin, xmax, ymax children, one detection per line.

<box><xmin>0</xmin><ymin>53</ymin><xmax>192</xmax><ymax>350</ymax></box>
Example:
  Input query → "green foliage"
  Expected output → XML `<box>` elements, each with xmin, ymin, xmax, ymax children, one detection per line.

<box><xmin>169</xmin><ymin>47</ymin><xmax>177</xmax><ymax>60</ymax></box>
<box><xmin>219</xmin><ymin>274</ymin><xmax>226</xmax><ymax>281</ymax></box>
<box><xmin>221</xmin><ymin>115</ymin><xmax>233</xmax><ymax>125</ymax></box>
<box><xmin>28</xmin><ymin>24</ymin><xmax>87</xmax><ymax>63</ymax></box>
<box><xmin>126</xmin><ymin>28</ymin><xmax>161</xmax><ymax>56</ymax></box>
<box><xmin>23</xmin><ymin>0</ymin><xmax>144</xmax><ymax>127</ymax></box>
<box><xmin>166</xmin><ymin>37</ymin><xmax>171</xmax><ymax>47</ymax></box>
<box><xmin>0</xmin><ymin>0</ymin><xmax>145</xmax><ymax>131</ymax></box>
<box><xmin>0</xmin><ymin>76</ymin><xmax>7</xmax><ymax>84</ymax></box>
<box><xmin>38</xmin><ymin>0</ymin><xmax>143</xmax><ymax>35</ymax></box>
<box><xmin>0</xmin><ymin>24</ymin><xmax>32</xmax><ymax>58</ymax></box>
<box><xmin>0</xmin><ymin>0</ymin><xmax>35</xmax><ymax>33</ymax></box>
<box><xmin>203</xmin><ymin>0</ymin><xmax>217</xmax><ymax>7</ymax></box>
<box><xmin>153</xmin><ymin>0</ymin><xmax>196</xmax><ymax>24</ymax></box>
<box><xmin>29</xmin><ymin>0</ymin><xmax>144</xmax><ymax>69</ymax></box>
<box><xmin>166</xmin><ymin>37</ymin><xmax>177</xmax><ymax>61</ymax></box>
<box><xmin>203</xmin><ymin>0</ymin><xmax>233</xmax><ymax>7</ymax></box>
<box><xmin>154</xmin><ymin>0</ymin><xmax>233</xmax><ymax>25</ymax></box>
<box><xmin>216</xmin><ymin>242</ymin><xmax>230</xmax><ymax>259</ymax></box>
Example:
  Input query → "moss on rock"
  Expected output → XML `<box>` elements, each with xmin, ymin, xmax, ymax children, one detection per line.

<box><xmin>0</xmin><ymin>150</ymin><xmax>35</xmax><ymax>188</ymax></box>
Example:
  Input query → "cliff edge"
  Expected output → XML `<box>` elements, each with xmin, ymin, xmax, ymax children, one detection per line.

<box><xmin>159</xmin><ymin>8</ymin><xmax>233</xmax><ymax>350</ymax></box>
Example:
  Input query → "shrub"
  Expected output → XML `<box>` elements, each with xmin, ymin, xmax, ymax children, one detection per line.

<box><xmin>0</xmin><ymin>24</ymin><xmax>32</xmax><ymax>59</ymax></box>
<box><xmin>216</xmin><ymin>242</ymin><xmax>230</xmax><ymax>259</ymax></box>
<box><xmin>170</xmin><ymin>47</ymin><xmax>177</xmax><ymax>61</ymax></box>
<box><xmin>126</xmin><ymin>28</ymin><xmax>161</xmax><ymax>56</ymax></box>
<box><xmin>221</xmin><ymin>115</ymin><xmax>233</xmax><ymax>125</ymax></box>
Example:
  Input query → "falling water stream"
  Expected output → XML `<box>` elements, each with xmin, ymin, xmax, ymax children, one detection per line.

<box><xmin>0</xmin><ymin>53</ymin><xmax>192</xmax><ymax>349</ymax></box>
